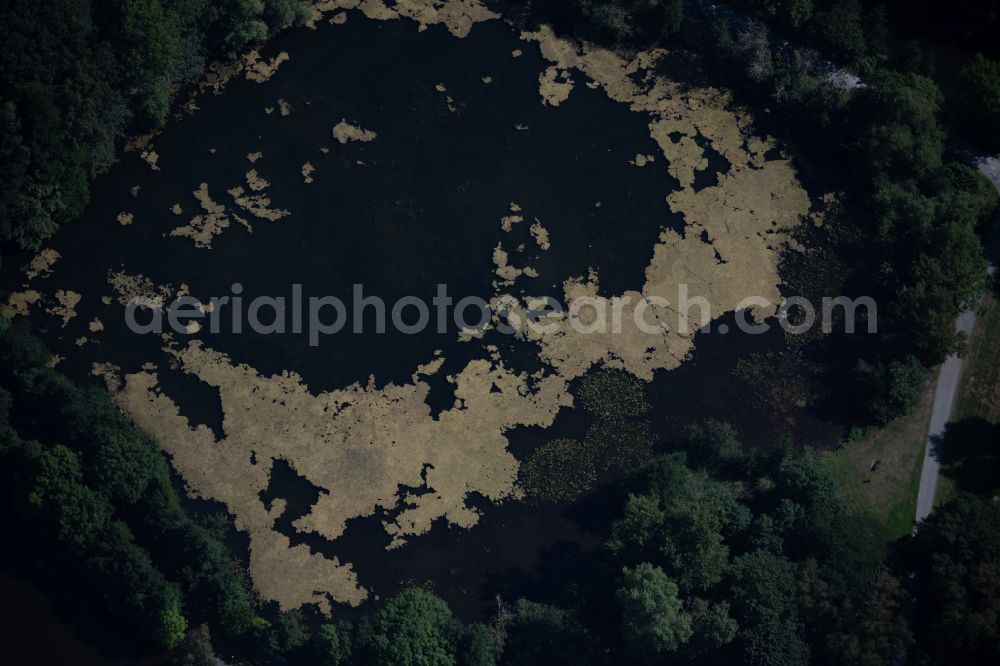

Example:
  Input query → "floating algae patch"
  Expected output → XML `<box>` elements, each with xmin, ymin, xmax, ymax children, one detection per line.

<box><xmin>1</xmin><ymin>289</ymin><xmax>41</xmax><ymax>319</ymax></box>
<box><xmin>47</xmin><ymin>290</ymin><xmax>82</xmax><ymax>327</ymax></box>
<box><xmin>332</xmin><ymin>119</ymin><xmax>377</xmax><ymax>143</ymax></box>
<box><xmin>500</xmin><ymin>213</ymin><xmax>523</xmax><ymax>232</ymax></box>
<box><xmin>23</xmin><ymin>249</ymin><xmax>60</xmax><ymax>280</ymax></box>
<box><xmin>538</xmin><ymin>66</ymin><xmax>574</xmax><ymax>106</ymax></box>
<box><xmin>170</xmin><ymin>183</ymin><xmax>248</xmax><ymax>249</ymax></box>
<box><xmin>91</xmin><ymin>361</ymin><xmax>365</xmax><ymax>613</ymax></box>
<box><xmin>95</xmin><ymin>339</ymin><xmax>572</xmax><ymax>609</ymax></box>
<box><xmin>489</xmin><ymin>143</ymin><xmax>811</xmax><ymax>382</ymax></box>
<box><xmin>529</xmin><ymin>220</ymin><xmax>550</xmax><ymax>250</ymax></box>
<box><xmin>492</xmin><ymin>244</ymin><xmax>523</xmax><ymax>285</ymax></box>
<box><xmin>245</xmin><ymin>169</ymin><xmax>269</xmax><ymax>192</ymax></box>
<box><xmin>228</xmin><ymin>181</ymin><xmax>291</xmax><ymax>221</ymax></box>
<box><xmin>141</xmin><ymin>148</ymin><xmax>160</xmax><ymax>171</ymax></box>
<box><xmin>245</xmin><ymin>50</ymin><xmax>291</xmax><ymax>83</ymax></box>
<box><xmin>462</xmin><ymin>22</ymin><xmax>813</xmax><ymax>382</ymax></box>
<box><xmin>226</xmin><ymin>185</ymin><xmax>267</xmax><ymax>218</ymax></box>
<box><xmin>517</xmin><ymin>25</ymin><xmax>757</xmax><ymax>177</ymax></box>
<box><xmin>107</xmin><ymin>270</ymin><xmax>173</xmax><ymax>310</ymax></box>
<box><xmin>170</xmin><ymin>169</ymin><xmax>290</xmax><ymax>247</ymax></box>
<box><xmin>314</xmin><ymin>0</ymin><xmax>499</xmax><ymax>38</ymax></box>
<box><xmin>493</xmin><ymin>204</ymin><xmax>548</xmax><ymax>288</ymax></box>
<box><xmin>631</xmin><ymin>153</ymin><xmax>656</xmax><ymax>167</ymax></box>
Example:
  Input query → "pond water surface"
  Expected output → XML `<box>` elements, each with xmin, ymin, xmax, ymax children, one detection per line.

<box><xmin>0</xmin><ymin>6</ymin><xmax>848</xmax><ymax>629</ymax></box>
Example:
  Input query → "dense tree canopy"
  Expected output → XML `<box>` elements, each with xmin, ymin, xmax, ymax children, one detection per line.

<box><xmin>616</xmin><ymin>563</ymin><xmax>693</xmax><ymax>659</ymax></box>
<box><xmin>956</xmin><ymin>54</ymin><xmax>1000</xmax><ymax>151</ymax></box>
<box><xmin>905</xmin><ymin>494</ymin><xmax>1000</xmax><ymax>665</ymax></box>
<box><xmin>0</xmin><ymin>0</ymin><xmax>308</xmax><ymax>257</ymax></box>
<box><xmin>0</xmin><ymin>322</ymin><xmax>257</xmax><ymax>651</ymax></box>
<box><xmin>572</xmin><ymin>0</ymin><xmax>685</xmax><ymax>42</ymax></box>
<box><xmin>360</xmin><ymin>587</ymin><xmax>458</xmax><ymax>666</ymax></box>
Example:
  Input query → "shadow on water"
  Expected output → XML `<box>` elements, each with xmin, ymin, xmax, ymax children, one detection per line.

<box><xmin>0</xmin><ymin>513</ymin><xmax>168</xmax><ymax>665</ymax></box>
<box><xmin>646</xmin><ymin>311</ymin><xmax>847</xmax><ymax>451</ymax></box>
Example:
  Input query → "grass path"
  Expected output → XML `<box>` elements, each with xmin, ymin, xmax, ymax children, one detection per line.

<box><xmin>823</xmin><ymin>376</ymin><xmax>936</xmax><ymax>541</ymax></box>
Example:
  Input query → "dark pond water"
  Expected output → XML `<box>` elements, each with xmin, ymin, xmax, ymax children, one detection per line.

<box><xmin>0</xmin><ymin>11</ymin><xmax>849</xmax><ymax>628</ymax></box>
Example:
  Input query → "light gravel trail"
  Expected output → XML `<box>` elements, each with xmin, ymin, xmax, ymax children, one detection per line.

<box><xmin>915</xmin><ymin>155</ymin><xmax>1000</xmax><ymax>523</ymax></box>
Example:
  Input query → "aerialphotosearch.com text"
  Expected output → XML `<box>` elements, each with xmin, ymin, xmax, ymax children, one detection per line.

<box><xmin>124</xmin><ymin>283</ymin><xmax>877</xmax><ymax>346</ymax></box>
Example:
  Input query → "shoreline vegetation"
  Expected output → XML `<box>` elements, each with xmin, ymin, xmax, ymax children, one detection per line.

<box><xmin>2</xmin><ymin>1</ymin><xmax>1000</xmax><ymax>665</ymax></box>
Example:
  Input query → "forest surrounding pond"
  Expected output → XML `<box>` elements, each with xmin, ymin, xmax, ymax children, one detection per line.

<box><xmin>2</xmin><ymin>1</ymin><xmax>1000</xmax><ymax>666</ymax></box>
